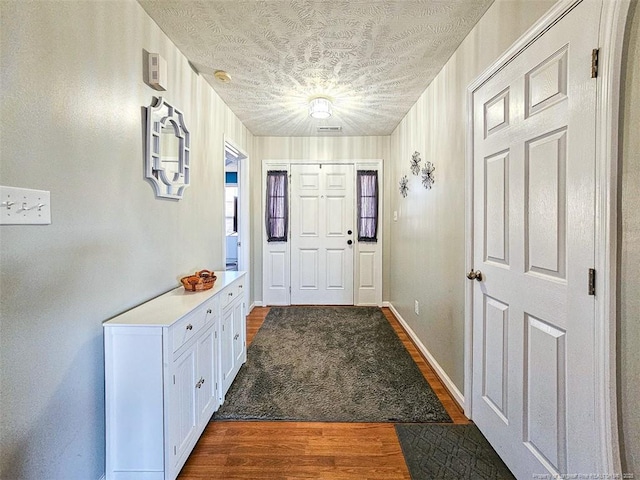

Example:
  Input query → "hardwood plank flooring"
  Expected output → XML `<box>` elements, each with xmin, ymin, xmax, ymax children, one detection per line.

<box><xmin>178</xmin><ymin>306</ymin><xmax>468</xmax><ymax>479</ymax></box>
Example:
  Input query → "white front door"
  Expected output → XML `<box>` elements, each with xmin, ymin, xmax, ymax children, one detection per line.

<box><xmin>290</xmin><ymin>164</ymin><xmax>355</xmax><ymax>305</ymax></box>
<box><xmin>471</xmin><ymin>0</ymin><xmax>601</xmax><ymax>478</ymax></box>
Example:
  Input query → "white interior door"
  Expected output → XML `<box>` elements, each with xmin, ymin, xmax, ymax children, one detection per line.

<box><xmin>291</xmin><ymin>164</ymin><xmax>354</xmax><ymax>305</ymax></box>
<box><xmin>471</xmin><ymin>1</ymin><xmax>601</xmax><ymax>477</ymax></box>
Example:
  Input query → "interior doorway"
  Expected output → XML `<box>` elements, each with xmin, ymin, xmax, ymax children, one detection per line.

<box><xmin>224</xmin><ymin>139</ymin><xmax>248</xmax><ymax>272</ymax></box>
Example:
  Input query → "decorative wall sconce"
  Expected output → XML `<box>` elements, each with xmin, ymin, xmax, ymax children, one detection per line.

<box><xmin>410</xmin><ymin>151</ymin><xmax>422</xmax><ymax>175</ymax></box>
<box><xmin>399</xmin><ymin>175</ymin><xmax>409</xmax><ymax>198</ymax></box>
<box><xmin>421</xmin><ymin>161</ymin><xmax>435</xmax><ymax>189</ymax></box>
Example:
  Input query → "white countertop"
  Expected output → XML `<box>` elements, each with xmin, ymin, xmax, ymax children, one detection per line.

<box><xmin>103</xmin><ymin>271</ymin><xmax>246</xmax><ymax>327</ymax></box>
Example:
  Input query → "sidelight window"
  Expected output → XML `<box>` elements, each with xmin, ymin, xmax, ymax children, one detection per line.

<box><xmin>265</xmin><ymin>170</ymin><xmax>288</xmax><ymax>242</ymax></box>
<box><xmin>357</xmin><ymin>170</ymin><xmax>378</xmax><ymax>242</ymax></box>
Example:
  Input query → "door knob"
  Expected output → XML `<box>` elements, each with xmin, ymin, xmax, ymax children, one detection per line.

<box><xmin>347</xmin><ymin>240</ymin><xmax>353</xmax><ymax>245</ymax></box>
<box><xmin>466</xmin><ymin>270</ymin><xmax>483</xmax><ymax>281</ymax></box>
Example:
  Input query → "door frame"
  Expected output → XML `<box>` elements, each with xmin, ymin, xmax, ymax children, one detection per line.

<box><xmin>464</xmin><ymin>0</ymin><xmax>631</xmax><ymax>473</ymax></box>
<box><xmin>262</xmin><ymin>158</ymin><xmax>383</xmax><ymax>307</ymax></box>
<box><xmin>223</xmin><ymin>136</ymin><xmax>249</xmax><ymax>275</ymax></box>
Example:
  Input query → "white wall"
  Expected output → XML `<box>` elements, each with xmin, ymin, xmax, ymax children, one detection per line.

<box><xmin>252</xmin><ymin>136</ymin><xmax>390</xmax><ymax>303</ymax></box>
<box><xmin>388</xmin><ymin>0</ymin><xmax>555</xmax><ymax>393</ymax></box>
<box><xmin>0</xmin><ymin>2</ymin><xmax>252</xmax><ymax>479</ymax></box>
<box><xmin>618</xmin><ymin>0</ymin><xmax>639</xmax><ymax>474</ymax></box>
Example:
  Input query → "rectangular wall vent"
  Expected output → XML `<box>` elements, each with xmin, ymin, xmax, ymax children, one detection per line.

<box><xmin>317</xmin><ymin>126</ymin><xmax>342</xmax><ymax>133</ymax></box>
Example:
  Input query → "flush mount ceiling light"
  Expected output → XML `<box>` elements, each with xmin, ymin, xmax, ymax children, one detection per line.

<box><xmin>309</xmin><ymin>97</ymin><xmax>332</xmax><ymax>119</ymax></box>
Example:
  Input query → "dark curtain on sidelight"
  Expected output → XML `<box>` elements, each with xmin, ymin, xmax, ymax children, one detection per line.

<box><xmin>357</xmin><ymin>170</ymin><xmax>378</xmax><ymax>242</ymax></box>
<box><xmin>265</xmin><ymin>170</ymin><xmax>288</xmax><ymax>242</ymax></box>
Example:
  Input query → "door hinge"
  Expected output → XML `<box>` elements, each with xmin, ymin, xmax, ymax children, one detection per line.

<box><xmin>591</xmin><ymin>48</ymin><xmax>599</xmax><ymax>78</ymax></box>
<box><xmin>289</xmin><ymin>286</ymin><xmax>291</xmax><ymax>293</ymax></box>
<box><xmin>173</xmin><ymin>374</ymin><xmax>175</xmax><ymax>385</ymax></box>
<box><xmin>588</xmin><ymin>268</ymin><xmax>596</xmax><ymax>296</ymax></box>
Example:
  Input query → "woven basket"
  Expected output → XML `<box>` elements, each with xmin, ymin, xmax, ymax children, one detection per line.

<box><xmin>180</xmin><ymin>270</ymin><xmax>217</xmax><ymax>292</ymax></box>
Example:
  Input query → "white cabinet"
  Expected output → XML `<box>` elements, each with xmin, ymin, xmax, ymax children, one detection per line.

<box><xmin>104</xmin><ymin>272</ymin><xmax>246</xmax><ymax>480</ymax></box>
<box><xmin>220</xmin><ymin>281</ymin><xmax>247</xmax><ymax>397</ymax></box>
<box><xmin>168</xmin><ymin>323</ymin><xmax>218</xmax><ymax>475</ymax></box>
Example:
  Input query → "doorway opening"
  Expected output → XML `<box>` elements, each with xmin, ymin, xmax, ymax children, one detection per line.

<box><xmin>224</xmin><ymin>139</ymin><xmax>248</xmax><ymax>272</ymax></box>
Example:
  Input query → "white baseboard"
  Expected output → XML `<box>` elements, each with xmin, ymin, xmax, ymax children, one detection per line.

<box><xmin>382</xmin><ymin>301</ymin><xmax>390</xmax><ymax>307</ymax></box>
<box><xmin>249</xmin><ymin>301</ymin><xmax>263</xmax><ymax>312</ymax></box>
<box><xmin>388</xmin><ymin>302</ymin><xmax>465</xmax><ymax>409</ymax></box>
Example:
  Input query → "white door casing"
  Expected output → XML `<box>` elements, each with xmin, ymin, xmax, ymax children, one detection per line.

<box><xmin>223</xmin><ymin>137</ymin><xmax>249</xmax><ymax>280</ymax></box>
<box><xmin>466</xmin><ymin>0</ymin><xmax>622</xmax><ymax>477</ymax></box>
<box><xmin>262</xmin><ymin>160</ymin><xmax>383</xmax><ymax>307</ymax></box>
<box><xmin>290</xmin><ymin>164</ymin><xmax>355</xmax><ymax>305</ymax></box>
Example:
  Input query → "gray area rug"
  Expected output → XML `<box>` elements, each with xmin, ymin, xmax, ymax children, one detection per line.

<box><xmin>396</xmin><ymin>424</ymin><xmax>515</xmax><ymax>479</ymax></box>
<box><xmin>212</xmin><ymin>306</ymin><xmax>452</xmax><ymax>423</ymax></box>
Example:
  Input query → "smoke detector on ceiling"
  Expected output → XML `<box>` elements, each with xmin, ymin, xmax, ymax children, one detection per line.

<box><xmin>214</xmin><ymin>70</ymin><xmax>231</xmax><ymax>83</ymax></box>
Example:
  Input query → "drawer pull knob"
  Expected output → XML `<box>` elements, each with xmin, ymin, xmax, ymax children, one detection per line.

<box><xmin>239</xmin><ymin>285</ymin><xmax>243</xmax><ymax>289</ymax></box>
<box><xmin>234</xmin><ymin>333</ymin><xmax>239</xmax><ymax>340</ymax></box>
<box><xmin>207</xmin><ymin>309</ymin><xmax>212</xmax><ymax>314</ymax></box>
<box><xmin>228</xmin><ymin>292</ymin><xmax>233</xmax><ymax>297</ymax></box>
<box><xmin>186</xmin><ymin>324</ymin><xmax>193</xmax><ymax>330</ymax></box>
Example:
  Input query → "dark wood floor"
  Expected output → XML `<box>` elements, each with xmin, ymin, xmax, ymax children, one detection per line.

<box><xmin>178</xmin><ymin>306</ymin><xmax>469</xmax><ymax>479</ymax></box>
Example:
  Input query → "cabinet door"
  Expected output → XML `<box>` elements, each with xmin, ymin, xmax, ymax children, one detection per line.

<box><xmin>220</xmin><ymin>305</ymin><xmax>235</xmax><ymax>395</ymax></box>
<box><xmin>169</xmin><ymin>346</ymin><xmax>198</xmax><ymax>471</ymax></box>
<box><xmin>232</xmin><ymin>299</ymin><xmax>246</xmax><ymax>368</ymax></box>
<box><xmin>196</xmin><ymin>324</ymin><xmax>218</xmax><ymax>426</ymax></box>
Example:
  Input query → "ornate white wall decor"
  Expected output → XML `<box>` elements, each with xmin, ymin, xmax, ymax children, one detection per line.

<box><xmin>138</xmin><ymin>0</ymin><xmax>494</xmax><ymax>136</ymax></box>
<box><xmin>144</xmin><ymin>97</ymin><xmax>190</xmax><ymax>200</ymax></box>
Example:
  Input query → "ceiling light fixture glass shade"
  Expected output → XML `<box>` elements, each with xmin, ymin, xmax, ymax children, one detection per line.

<box><xmin>309</xmin><ymin>97</ymin><xmax>332</xmax><ymax>119</ymax></box>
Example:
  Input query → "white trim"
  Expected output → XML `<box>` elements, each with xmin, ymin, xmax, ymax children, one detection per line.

<box><xmin>98</xmin><ymin>475</ymin><xmax>106</xmax><ymax>480</ymax></box>
<box><xmin>223</xmin><ymin>135</ymin><xmax>250</xmax><ymax>302</ymax></box>
<box><xmin>249</xmin><ymin>301</ymin><xmax>263</xmax><ymax>312</ymax></box>
<box><xmin>261</xmin><ymin>159</ymin><xmax>383</xmax><ymax>307</ymax></box>
<box><xmin>464</xmin><ymin>0</ymin><xmax>629</xmax><ymax>472</ymax></box>
<box><xmin>594</xmin><ymin>0</ymin><xmax>630</xmax><ymax>474</ymax></box>
<box><xmin>382</xmin><ymin>301</ymin><xmax>391</xmax><ymax>308</ymax></box>
<box><xmin>388</xmin><ymin>302</ymin><xmax>465</xmax><ymax>409</ymax></box>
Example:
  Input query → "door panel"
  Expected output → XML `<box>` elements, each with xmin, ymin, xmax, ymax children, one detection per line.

<box><xmin>220</xmin><ymin>306</ymin><xmax>234</xmax><ymax>394</ymax></box>
<box><xmin>524</xmin><ymin>314</ymin><xmax>567</xmax><ymax>473</ymax></box>
<box><xmin>482</xmin><ymin>295</ymin><xmax>509</xmax><ymax>423</ymax></box>
<box><xmin>232</xmin><ymin>300</ymin><xmax>245</xmax><ymax>368</ymax></box>
<box><xmin>471</xmin><ymin>1</ymin><xmax>600</xmax><ymax>477</ymax></box>
<box><xmin>291</xmin><ymin>164</ymin><xmax>354</xmax><ymax>305</ymax></box>
<box><xmin>525</xmin><ymin>128</ymin><xmax>567</xmax><ymax>278</ymax></box>
<box><xmin>171</xmin><ymin>347</ymin><xmax>197</xmax><ymax>468</ymax></box>
<box><xmin>484</xmin><ymin>150</ymin><xmax>510</xmax><ymax>266</ymax></box>
<box><xmin>196</xmin><ymin>326</ymin><xmax>217</xmax><ymax>425</ymax></box>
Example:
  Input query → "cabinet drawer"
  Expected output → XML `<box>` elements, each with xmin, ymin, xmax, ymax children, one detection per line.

<box><xmin>171</xmin><ymin>306</ymin><xmax>209</xmax><ymax>353</ymax></box>
<box><xmin>203</xmin><ymin>297</ymin><xmax>219</xmax><ymax>326</ymax></box>
<box><xmin>221</xmin><ymin>280</ymin><xmax>244</xmax><ymax>308</ymax></box>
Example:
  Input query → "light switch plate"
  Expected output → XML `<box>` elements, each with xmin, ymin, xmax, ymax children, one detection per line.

<box><xmin>0</xmin><ymin>186</ymin><xmax>51</xmax><ymax>225</ymax></box>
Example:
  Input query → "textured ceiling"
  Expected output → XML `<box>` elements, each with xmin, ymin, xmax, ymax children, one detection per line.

<box><xmin>138</xmin><ymin>0</ymin><xmax>493</xmax><ymax>137</ymax></box>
